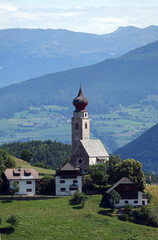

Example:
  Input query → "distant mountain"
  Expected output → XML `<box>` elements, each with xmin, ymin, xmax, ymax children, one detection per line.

<box><xmin>1</xmin><ymin>25</ymin><xmax>158</xmax><ymax>87</ymax></box>
<box><xmin>114</xmin><ymin>123</ymin><xmax>158</xmax><ymax>175</ymax></box>
<box><xmin>0</xmin><ymin>40</ymin><xmax>158</xmax><ymax>118</ymax></box>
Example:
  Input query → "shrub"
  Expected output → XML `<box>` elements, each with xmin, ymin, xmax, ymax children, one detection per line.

<box><xmin>120</xmin><ymin>214</ymin><xmax>128</xmax><ymax>221</ymax></box>
<box><xmin>124</xmin><ymin>204</ymin><xmax>133</xmax><ymax>216</ymax></box>
<box><xmin>109</xmin><ymin>190</ymin><xmax>121</xmax><ymax>208</ymax></box>
<box><xmin>133</xmin><ymin>206</ymin><xmax>158</xmax><ymax>227</ymax></box>
<box><xmin>144</xmin><ymin>191</ymin><xmax>153</xmax><ymax>203</ymax></box>
<box><xmin>6</xmin><ymin>215</ymin><xmax>18</xmax><ymax>228</ymax></box>
<box><xmin>72</xmin><ymin>190</ymin><xmax>87</xmax><ymax>207</ymax></box>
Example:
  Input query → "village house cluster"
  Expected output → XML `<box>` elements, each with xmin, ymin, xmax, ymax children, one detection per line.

<box><xmin>4</xmin><ymin>86</ymin><xmax>148</xmax><ymax>207</ymax></box>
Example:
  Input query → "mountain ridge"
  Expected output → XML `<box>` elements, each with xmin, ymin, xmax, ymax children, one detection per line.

<box><xmin>1</xmin><ymin>25</ymin><xmax>158</xmax><ymax>87</ymax></box>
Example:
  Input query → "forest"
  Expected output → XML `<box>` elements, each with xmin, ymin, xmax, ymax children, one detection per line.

<box><xmin>0</xmin><ymin>140</ymin><xmax>72</xmax><ymax>170</ymax></box>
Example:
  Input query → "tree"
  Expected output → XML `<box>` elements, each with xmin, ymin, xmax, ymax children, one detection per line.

<box><xmin>114</xmin><ymin>159</ymin><xmax>145</xmax><ymax>191</ymax></box>
<box><xmin>10</xmin><ymin>182</ymin><xmax>19</xmax><ymax>197</ymax></box>
<box><xmin>20</xmin><ymin>149</ymin><xmax>33</xmax><ymax>162</ymax></box>
<box><xmin>109</xmin><ymin>190</ymin><xmax>121</xmax><ymax>209</ymax></box>
<box><xmin>37</xmin><ymin>175</ymin><xmax>55</xmax><ymax>195</ymax></box>
<box><xmin>107</xmin><ymin>155</ymin><xmax>122</xmax><ymax>185</ymax></box>
<box><xmin>87</xmin><ymin>163</ymin><xmax>108</xmax><ymax>187</ymax></box>
<box><xmin>6</xmin><ymin>215</ymin><xmax>18</xmax><ymax>228</ymax></box>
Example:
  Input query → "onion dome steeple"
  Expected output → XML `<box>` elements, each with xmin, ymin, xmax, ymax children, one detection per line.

<box><xmin>73</xmin><ymin>85</ymin><xmax>88</xmax><ymax>111</ymax></box>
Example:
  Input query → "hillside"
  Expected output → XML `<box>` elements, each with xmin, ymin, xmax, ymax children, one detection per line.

<box><xmin>0</xmin><ymin>193</ymin><xmax>158</xmax><ymax>240</ymax></box>
<box><xmin>114</xmin><ymin>123</ymin><xmax>158</xmax><ymax>175</ymax></box>
<box><xmin>12</xmin><ymin>157</ymin><xmax>55</xmax><ymax>178</ymax></box>
<box><xmin>1</xmin><ymin>140</ymin><xmax>72</xmax><ymax>170</ymax></box>
<box><xmin>0</xmin><ymin>40</ymin><xmax>158</xmax><ymax>118</ymax></box>
<box><xmin>1</xmin><ymin>25</ymin><xmax>158</xmax><ymax>87</ymax></box>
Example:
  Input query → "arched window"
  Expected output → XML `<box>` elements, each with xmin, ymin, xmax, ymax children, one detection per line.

<box><xmin>75</xmin><ymin>122</ymin><xmax>79</xmax><ymax>129</ymax></box>
<box><xmin>85</xmin><ymin>123</ymin><xmax>87</xmax><ymax>129</ymax></box>
<box><xmin>78</xmin><ymin>158</ymin><xmax>82</xmax><ymax>164</ymax></box>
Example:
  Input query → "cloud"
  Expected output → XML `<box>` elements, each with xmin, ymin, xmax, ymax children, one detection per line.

<box><xmin>0</xmin><ymin>2</ymin><xmax>158</xmax><ymax>34</ymax></box>
<box><xmin>0</xmin><ymin>3</ymin><xmax>17</xmax><ymax>11</ymax></box>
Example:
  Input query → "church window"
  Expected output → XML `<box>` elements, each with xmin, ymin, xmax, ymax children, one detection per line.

<box><xmin>85</xmin><ymin>123</ymin><xmax>87</xmax><ymax>129</ymax></box>
<box><xmin>78</xmin><ymin>159</ymin><xmax>82</xmax><ymax>164</ymax></box>
<box><xmin>75</xmin><ymin>123</ymin><xmax>79</xmax><ymax>129</ymax></box>
<box><xmin>85</xmin><ymin>113</ymin><xmax>87</xmax><ymax>117</ymax></box>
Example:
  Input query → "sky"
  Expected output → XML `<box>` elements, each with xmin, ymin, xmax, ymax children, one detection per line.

<box><xmin>0</xmin><ymin>0</ymin><xmax>158</xmax><ymax>34</ymax></box>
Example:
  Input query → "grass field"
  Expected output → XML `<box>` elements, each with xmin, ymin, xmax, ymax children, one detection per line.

<box><xmin>0</xmin><ymin>187</ymin><xmax>158</xmax><ymax>240</ymax></box>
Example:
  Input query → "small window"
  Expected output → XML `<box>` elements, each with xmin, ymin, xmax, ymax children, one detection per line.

<box><xmin>73</xmin><ymin>180</ymin><xmax>78</xmax><ymax>184</ymax></box>
<box><xmin>134</xmin><ymin>200</ymin><xmax>138</xmax><ymax>204</ymax></box>
<box><xmin>75</xmin><ymin>123</ymin><xmax>79</xmax><ymax>129</ymax></box>
<box><xmin>79</xmin><ymin>159</ymin><xmax>82</xmax><ymax>164</ymax></box>
<box><xmin>85</xmin><ymin>113</ymin><xmax>87</xmax><ymax>117</ymax></box>
<box><xmin>85</xmin><ymin>169</ymin><xmax>87</xmax><ymax>172</ymax></box>
<box><xmin>60</xmin><ymin>188</ymin><xmax>66</xmax><ymax>192</ymax></box>
<box><xmin>26</xmin><ymin>181</ymin><xmax>32</xmax><ymax>184</ymax></box>
<box><xmin>125</xmin><ymin>201</ymin><xmax>128</xmax><ymax>204</ymax></box>
<box><xmin>60</xmin><ymin>180</ymin><xmax>65</xmax><ymax>184</ymax></box>
<box><xmin>85</xmin><ymin>123</ymin><xmax>87</xmax><ymax>129</ymax></box>
<box><xmin>26</xmin><ymin>189</ymin><xmax>32</xmax><ymax>192</ymax></box>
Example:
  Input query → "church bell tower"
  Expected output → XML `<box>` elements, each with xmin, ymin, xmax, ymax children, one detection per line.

<box><xmin>72</xmin><ymin>86</ymin><xmax>90</xmax><ymax>153</ymax></box>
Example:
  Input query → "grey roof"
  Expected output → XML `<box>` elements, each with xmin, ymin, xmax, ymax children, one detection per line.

<box><xmin>80</xmin><ymin>139</ymin><xmax>109</xmax><ymax>157</ymax></box>
<box><xmin>4</xmin><ymin>168</ymin><xmax>39</xmax><ymax>180</ymax></box>
<box><xmin>106</xmin><ymin>177</ymin><xmax>133</xmax><ymax>194</ymax></box>
<box><xmin>60</xmin><ymin>163</ymin><xmax>77</xmax><ymax>171</ymax></box>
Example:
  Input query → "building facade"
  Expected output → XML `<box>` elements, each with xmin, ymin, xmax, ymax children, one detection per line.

<box><xmin>4</xmin><ymin>168</ymin><xmax>39</xmax><ymax>195</ymax></box>
<box><xmin>55</xmin><ymin>163</ymin><xmax>82</xmax><ymax>196</ymax></box>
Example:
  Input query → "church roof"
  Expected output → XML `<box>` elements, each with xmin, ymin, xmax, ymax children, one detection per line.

<box><xmin>80</xmin><ymin>139</ymin><xmax>109</xmax><ymax>157</ymax></box>
<box><xmin>73</xmin><ymin>86</ymin><xmax>88</xmax><ymax>111</ymax></box>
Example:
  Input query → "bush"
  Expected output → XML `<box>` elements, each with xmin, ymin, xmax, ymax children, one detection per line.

<box><xmin>124</xmin><ymin>204</ymin><xmax>133</xmax><ymax>216</ymax></box>
<box><xmin>6</xmin><ymin>215</ymin><xmax>18</xmax><ymax>228</ymax></box>
<box><xmin>144</xmin><ymin>191</ymin><xmax>153</xmax><ymax>203</ymax></box>
<box><xmin>120</xmin><ymin>214</ymin><xmax>128</xmax><ymax>221</ymax></box>
<box><xmin>133</xmin><ymin>206</ymin><xmax>158</xmax><ymax>227</ymax></box>
<box><xmin>109</xmin><ymin>190</ymin><xmax>121</xmax><ymax>208</ymax></box>
<box><xmin>72</xmin><ymin>190</ymin><xmax>87</xmax><ymax>207</ymax></box>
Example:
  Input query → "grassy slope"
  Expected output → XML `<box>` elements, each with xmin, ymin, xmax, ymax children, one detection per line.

<box><xmin>0</xmin><ymin>186</ymin><xmax>158</xmax><ymax>240</ymax></box>
<box><xmin>13</xmin><ymin>156</ymin><xmax>55</xmax><ymax>178</ymax></box>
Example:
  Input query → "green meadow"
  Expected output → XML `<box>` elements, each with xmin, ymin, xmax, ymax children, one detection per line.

<box><xmin>0</xmin><ymin>101</ymin><xmax>158</xmax><ymax>152</ymax></box>
<box><xmin>0</xmin><ymin>193</ymin><xmax>158</xmax><ymax>240</ymax></box>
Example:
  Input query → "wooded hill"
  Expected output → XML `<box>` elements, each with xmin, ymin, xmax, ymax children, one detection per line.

<box><xmin>1</xmin><ymin>25</ymin><xmax>158</xmax><ymax>87</ymax></box>
<box><xmin>114</xmin><ymin>123</ymin><xmax>158</xmax><ymax>175</ymax></box>
<box><xmin>1</xmin><ymin>39</ymin><xmax>158</xmax><ymax>118</ymax></box>
<box><xmin>0</xmin><ymin>140</ymin><xmax>71</xmax><ymax>170</ymax></box>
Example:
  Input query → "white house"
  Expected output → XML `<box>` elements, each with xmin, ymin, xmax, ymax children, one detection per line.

<box><xmin>55</xmin><ymin>163</ymin><xmax>82</xmax><ymax>196</ymax></box>
<box><xmin>106</xmin><ymin>177</ymin><xmax>148</xmax><ymax>207</ymax></box>
<box><xmin>4</xmin><ymin>168</ymin><xmax>39</xmax><ymax>195</ymax></box>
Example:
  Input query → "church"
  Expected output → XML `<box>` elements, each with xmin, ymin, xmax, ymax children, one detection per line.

<box><xmin>71</xmin><ymin>86</ymin><xmax>109</xmax><ymax>174</ymax></box>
